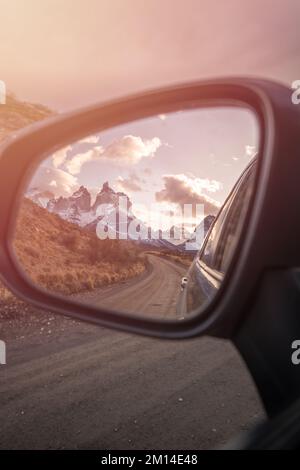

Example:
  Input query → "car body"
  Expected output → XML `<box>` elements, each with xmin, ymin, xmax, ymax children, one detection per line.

<box><xmin>178</xmin><ymin>158</ymin><xmax>257</xmax><ymax>317</ymax></box>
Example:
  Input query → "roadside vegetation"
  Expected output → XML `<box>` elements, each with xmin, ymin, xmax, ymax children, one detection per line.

<box><xmin>146</xmin><ymin>249</ymin><xmax>194</xmax><ymax>268</ymax></box>
<box><xmin>11</xmin><ymin>198</ymin><xmax>148</xmax><ymax>296</ymax></box>
<box><xmin>0</xmin><ymin>93</ymin><xmax>53</xmax><ymax>301</ymax></box>
<box><xmin>0</xmin><ymin>92</ymin><xmax>52</xmax><ymax>143</ymax></box>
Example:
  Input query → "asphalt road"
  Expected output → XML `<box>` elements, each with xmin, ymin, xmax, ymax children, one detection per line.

<box><xmin>0</xmin><ymin>255</ymin><xmax>265</xmax><ymax>449</ymax></box>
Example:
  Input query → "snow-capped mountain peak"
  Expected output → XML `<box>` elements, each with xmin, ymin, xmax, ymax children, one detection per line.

<box><xmin>91</xmin><ymin>181</ymin><xmax>132</xmax><ymax>213</ymax></box>
<box><xmin>27</xmin><ymin>182</ymin><xmax>215</xmax><ymax>253</ymax></box>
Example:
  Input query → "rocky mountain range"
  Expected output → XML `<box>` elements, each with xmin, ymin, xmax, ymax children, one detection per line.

<box><xmin>27</xmin><ymin>182</ymin><xmax>215</xmax><ymax>252</ymax></box>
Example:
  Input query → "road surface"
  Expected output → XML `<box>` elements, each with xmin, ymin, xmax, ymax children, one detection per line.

<box><xmin>0</xmin><ymin>255</ymin><xmax>264</xmax><ymax>449</ymax></box>
<box><xmin>72</xmin><ymin>253</ymin><xmax>188</xmax><ymax>318</ymax></box>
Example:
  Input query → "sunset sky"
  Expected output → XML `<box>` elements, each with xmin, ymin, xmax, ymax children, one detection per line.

<box><xmin>0</xmin><ymin>0</ymin><xmax>299</xmax><ymax>111</ymax></box>
<box><xmin>30</xmin><ymin>107</ymin><xmax>259</xmax><ymax>229</ymax></box>
<box><xmin>1</xmin><ymin>0</ymin><xmax>298</xmax><ymax>229</ymax></box>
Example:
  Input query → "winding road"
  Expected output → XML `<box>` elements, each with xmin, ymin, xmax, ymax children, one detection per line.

<box><xmin>72</xmin><ymin>254</ymin><xmax>188</xmax><ymax>318</ymax></box>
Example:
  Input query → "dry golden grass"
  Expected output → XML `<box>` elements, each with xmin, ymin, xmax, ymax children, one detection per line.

<box><xmin>0</xmin><ymin>94</ymin><xmax>149</xmax><ymax>301</ymax></box>
<box><xmin>0</xmin><ymin>93</ymin><xmax>53</xmax><ymax>302</ymax></box>
<box><xmin>0</xmin><ymin>284</ymin><xmax>14</xmax><ymax>302</ymax></box>
<box><xmin>12</xmin><ymin>198</ymin><xmax>148</xmax><ymax>296</ymax></box>
<box><xmin>0</xmin><ymin>93</ymin><xmax>52</xmax><ymax>143</ymax></box>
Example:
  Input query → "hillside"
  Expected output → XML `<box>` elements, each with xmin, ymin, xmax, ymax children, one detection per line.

<box><xmin>34</xmin><ymin>181</ymin><xmax>194</xmax><ymax>252</ymax></box>
<box><xmin>13</xmin><ymin>198</ymin><xmax>148</xmax><ymax>295</ymax></box>
<box><xmin>0</xmin><ymin>94</ymin><xmax>54</xmax><ymax>300</ymax></box>
<box><xmin>0</xmin><ymin>93</ymin><xmax>53</xmax><ymax>142</ymax></box>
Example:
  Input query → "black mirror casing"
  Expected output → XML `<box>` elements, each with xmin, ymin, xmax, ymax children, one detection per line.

<box><xmin>0</xmin><ymin>78</ymin><xmax>299</xmax><ymax>345</ymax></box>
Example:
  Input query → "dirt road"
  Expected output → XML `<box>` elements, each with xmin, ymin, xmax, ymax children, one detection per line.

<box><xmin>72</xmin><ymin>254</ymin><xmax>188</xmax><ymax>318</ymax></box>
<box><xmin>0</xmin><ymin>255</ymin><xmax>264</xmax><ymax>449</ymax></box>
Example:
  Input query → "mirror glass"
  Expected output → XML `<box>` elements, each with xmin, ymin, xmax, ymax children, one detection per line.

<box><xmin>12</xmin><ymin>107</ymin><xmax>259</xmax><ymax>319</ymax></box>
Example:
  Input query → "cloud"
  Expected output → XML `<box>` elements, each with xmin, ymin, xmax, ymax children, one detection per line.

<box><xmin>64</xmin><ymin>146</ymin><xmax>103</xmax><ymax>175</ymax></box>
<box><xmin>155</xmin><ymin>174</ymin><xmax>221</xmax><ymax>215</ymax></box>
<box><xmin>29</xmin><ymin>165</ymin><xmax>78</xmax><ymax>197</ymax></box>
<box><xmin>245</xmin><ymin>145</ymin><xmax>257</xmax><ymax>158</ymax></box>
<box><xmin>78</xmin><ymin>135</ymin><xmax>99</xmax><ymax>145</ymax></box>
<box><xmin>52</xmin><ymin>145</ymin><xmax>72</xmax><ymax>168</ymax></box>
<box><xmin>54</xmin><ymin>136</ymin><xmax>100</xmax><ymax>173</ymax></box>
<box><xmin>61</xmin><ymin>135</ymin><xmax>161</xmax><ymax>175</ymax></box>
<box><xmin>116</xmin><ymin>173</ymin><xmax>143</xmax><ymax>192</ymax></box>
<box><xmin>103</xmin><ymin>135</ymin><xmax>161</xmax><ymax>164</ymax></box>
<box><xmin>143</xmin><ymin>168</ymin><xmax>152</xmax><ymax>176</ymax></box>
<box><xmin>230</xmin><ymin>145</ymin><xmax>257</xmax><ymax>163</ymax></box>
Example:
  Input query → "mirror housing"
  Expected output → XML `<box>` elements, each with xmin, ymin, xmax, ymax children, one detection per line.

<box><xmin>0</xmin><ymin>78</ymin><xmax>299</xmax><ymax>339</ymax></box>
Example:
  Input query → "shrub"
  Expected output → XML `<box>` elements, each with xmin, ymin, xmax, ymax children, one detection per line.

<box><xmin>58</xmin><ymin>231</ymin><xmax>80</xmax><ymax>251</ymax></box>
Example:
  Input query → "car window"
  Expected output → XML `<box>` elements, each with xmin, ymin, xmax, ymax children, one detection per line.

<box><xmin>215</xmin><ymin>165</ymin><xmax>256</xmax><ymax>272</ymax></box>
<box><xmin>200</xmin><ymin>162</ymin><xmax>256</xmax><ymax>273</ymax></box>
<box><xmin>200</xmin><ymin>195</ymin><xmax>232</xmax><ymax>269</ymax></box>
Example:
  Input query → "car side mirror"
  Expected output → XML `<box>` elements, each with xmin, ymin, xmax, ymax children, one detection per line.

<box><xmin>0</xmin><ymin>78</ymin><xmax>299</xmax><ymax>339</ymax></box>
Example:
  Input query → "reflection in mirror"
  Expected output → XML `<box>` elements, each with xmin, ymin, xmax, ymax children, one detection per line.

<box><xmin>13</xmin><ymin>107</ymin><xmax>259</xmax><ymax>319</ymax></box>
